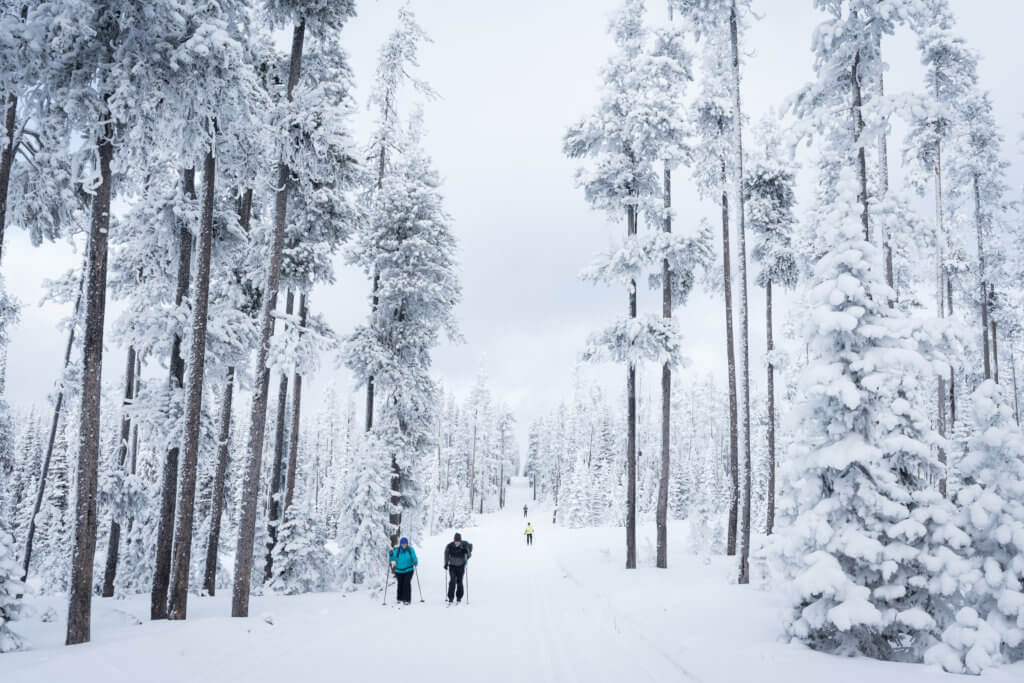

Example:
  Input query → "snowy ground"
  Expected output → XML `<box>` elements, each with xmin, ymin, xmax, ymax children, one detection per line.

<box><xmin>3</xmin><ymin>479</ymin><xmax>1023</xmax><ymax>682</ymax></box>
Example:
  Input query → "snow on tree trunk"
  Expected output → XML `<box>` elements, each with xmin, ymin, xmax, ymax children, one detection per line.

<box><xmin>765</xmin><ymin>279</ymin><xmax>775</xmax><ymax>535</ymax></box>
<box><xmin>233</xmin><ymin>18</ymin><xmax>306</xmax><ymax>620</ymax></box>
<box><xmin>66</xmin><ymin>123</ymin><xmax>113</xmax><ymax>646</ymax></box>
<box><xmin>974</xmin><ymin>174</ymin><xmax>990</xmax><ymax>381</ymax></box>
<box><xmin>722</xmin><ymin>185</ymin><xmax>738</xmax><ymax>557</ymax></box>
<box><xmin>101</xmin><ymin>345</ymin><xmax>136</xmax><ymax>597</ymax></box>
<box><xmin>656</xmin><ymin>164</ymin><xmax>671</xmax><ymax>569</ymax></box>
<box><xmin>265</xmin><ymin>290</ymin><xmax>294</xmax><ymax>584</ymax></box>
<box><xmin>626</xmin><ymin>204</ymin><xmax>637</xmax><ymax>571</ymax></box>
<box><xmin>284</xmin><ymin>294</ymin><xmax>307</xmax><ymax>513</ymax></box>
<box><xmin>203</xmin><ymin>366</ymin><xmax>234</xmax><ymax>597</ymax></box>
<box><xmin>152</xmin><ymin>167</ymin><xmax>196</xmax><ymax>621</ymax></box>
<box><xmin>168</xmin><ymin>146</ymin><xmax>216</xmax><ymax>620</ymax></box>
<box><xmin>730</xmin><ymin>2</ymin><xmax>752</xmax><ymax>586</ymax></box>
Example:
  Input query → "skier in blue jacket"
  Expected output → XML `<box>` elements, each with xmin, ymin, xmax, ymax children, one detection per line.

<box><xmin>389</xmin><ymin>537</ymin><xmax>418</xmax><ymax>604</ymax></box>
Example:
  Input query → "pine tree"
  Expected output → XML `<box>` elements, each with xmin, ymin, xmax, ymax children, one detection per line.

<box><xmin>745</xmin><ymin>118</ymin><xmax>798</xmax><ymax>535</ymax></box>
<box><xmin>0</xmin><ymin>518</ymin><xmax>24</xmax><ymax>652</ymax></box>
<box><xmin>778</xmin><ymin>169</ymin><xmax>969</xmax><ymax>661</ymax></box>
<box><xmin>925</xmin><ymin>380</ymin><xmax>1024</xmax><ymax>673</ymax></box>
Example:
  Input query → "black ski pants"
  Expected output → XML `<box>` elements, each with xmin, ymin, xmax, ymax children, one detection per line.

<box><xmin>447</xmin><ymin>565</ymin><xmax>465</xmax><ymax>602</ymax></box>
<box><xmin>526</xmin><ymin>533</ymin><xmax>533</xmax><ymax>546</ymax></box>
<box><xmin>395</xmin><ymin>570</ymin><xmax>413</xmax><ymax>603</ymax></box>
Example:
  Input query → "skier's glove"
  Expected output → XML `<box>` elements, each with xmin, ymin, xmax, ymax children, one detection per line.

<box><xmin>444</xmin><ymin>564</ymin><xmax>448</xmax><ymax>570</ymax></box>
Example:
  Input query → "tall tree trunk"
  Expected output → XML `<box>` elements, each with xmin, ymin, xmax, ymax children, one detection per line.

<box><xmin>877</xmin><ymin>41</ymin><xmax>894</xmax><ymax>299</ymax></box>
<box><xmin>974</xmin><ymin>174</ymin><xmax>990</xmax><ymax>380</ymax></box>
<box><xmin>100</xmin><ymin>345</ymin><xmax>136</xmax><ymax>597</ymax></box>
<box><xmin>730</xmin><ymin>4</ymin><xmax>752</xmax><ymax>586</ymax></box>
<box><xmin>152</xmin><ymin>167</ymin><xmax>196</xmax><ymax>621</ymax></box>
<box><xmin>626</xmin><ymin>203</ymin><xmax>638</xmax><ymax>570</ymax></box>
<box><xmin>852</xmin><ymin>49</ymin><xmax>870</xmax><ymax>242</ymax></box>
<box><xmin>233</xmin><ymin>18</ymin><xmax>305</xmax><ymax>619</ymax></box>
<box><xmin>656</xmin><ymin>164</ymin><xmax>671</xmax><ymax>570</ymax></box>
<box><xmin>66</xmin><ymin>120</ymin><xmax>114</xmax><ymax>646</ymax></box>
<box><xmin>21</xmin><ymin>262</ymin><xmax>85</xmax><ymax>588</ymax></box>
<box><xmin>168</xmin><ymin>146</ymin><xmax>217</xmax><ymax>620</ymax></box>
<box><xmin>365</xmin><ymin>272</ymin><xmax>378</xmax><ymax>433</ymax></box>
<box><xmin>203</xmin><ymin>366</ymin><xmax>234</xmax><ymax>597</ymax></box>
<box><xmin>934</xmin><ymin>119</ymin><xmax>948</xmax><ymax>498</ymax></box>
<box><xmin>203</xmin><ymin>188</ymin><xmax>252</xmax><ymax>596</ymax></box>
<box><xmin>1011</xmin><ymin>345</ymin><xmax>1020</xmax><ymax>425</ymax></box>
<box><xmin>722</xmin><ymin>182</ymin><xmax>738</xmax><ymax>557</ymax></box>
<box><xmin>765</xmin><ymin>279</ymin><xmax>776</xmax><ymax>535</ymax></box>
<box><xmin>265</xmin><ymin>290</ymin><xmax>294</xmax><ymax>584</ymax></box>
<box><xmin>284</xmin><ymin>294</ymin><xmax>307</xmax><ymax>513</ymax></box>
<box><xmin>990</xmin><ymin>287</ymin><xmax>998</xmax><ymax>383</ymax></box>
<box><xmin>469</xmin><ymin>420</ymin><xmax>476</xmax><ymax>511</ymax></box>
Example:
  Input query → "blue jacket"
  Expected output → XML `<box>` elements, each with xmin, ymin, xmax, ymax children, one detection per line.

<box><xmin>390</xmin><ymin>545</ymin><xmax>418</xmax><ymax>574</ymax></box>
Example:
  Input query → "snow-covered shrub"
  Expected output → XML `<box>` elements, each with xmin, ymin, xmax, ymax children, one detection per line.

<box><xmin>271</xmin><ymin>513</ymin><xmax>336</xmax><ymax>595</ymax></box>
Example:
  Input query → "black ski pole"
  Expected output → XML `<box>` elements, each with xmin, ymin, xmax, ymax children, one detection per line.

<box><xmin>465</xmin><ymin>565</ymin><xmax>470</xmax><ymax>605</ymax></box>
<box><xmin>414</xmin><ymin>568</ymin><xmax>424</xmax><ymax>603</ymax></box>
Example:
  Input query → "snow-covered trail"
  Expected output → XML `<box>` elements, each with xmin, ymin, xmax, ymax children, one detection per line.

<box><xmin>5</xmin><ymin>479</ymin><xmax>1024</xmax><ymax>682</ymax></box>
<box><xmin>2</xmin><ymin>480</ymin><xmax>685</xmax><ymax>683</ymax></box>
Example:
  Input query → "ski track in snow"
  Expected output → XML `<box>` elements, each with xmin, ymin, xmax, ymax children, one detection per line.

<box><xmin>4</xmin><ymin>479</ymin><xmax>1024</xmax><ymax>683</ymax></box>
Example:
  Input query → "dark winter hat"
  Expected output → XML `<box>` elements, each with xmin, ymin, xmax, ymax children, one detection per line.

<box><xmin>454</xmin><ymin>533</ymin><xmax>462</xmax><ymax>541</ymax></box>
<box><xmin>399</xmin><ymin>537</ymin><xmax>408</xmax><ymax>545</ymax></box>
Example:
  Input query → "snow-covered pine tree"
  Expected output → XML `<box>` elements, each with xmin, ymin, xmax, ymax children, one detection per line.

<box><xmin>925</xmin><ymin>380</ymin><xmax>1024</xmax><ymax>673</ymax></box>
<box><xmin>777</xmin><ymin>168</ymin><xmax>970</xmax><ymax>661</ymax></box>
<box><xmin>0</xmin><ymin>517</ymin><xmax>23</xmax><ymax>652</ymax></box>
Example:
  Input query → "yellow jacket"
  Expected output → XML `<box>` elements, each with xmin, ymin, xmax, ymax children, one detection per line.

<box><xmin>524</xmin><ymin>525</ymin><xmax>534</xmax><ymax>534</ymax></box>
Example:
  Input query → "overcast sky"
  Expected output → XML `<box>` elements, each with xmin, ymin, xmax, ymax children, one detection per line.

<box><xmin>4</xmin><ymin>0</ymin><xmax>1023</xmax><ymax>458</ymax></box>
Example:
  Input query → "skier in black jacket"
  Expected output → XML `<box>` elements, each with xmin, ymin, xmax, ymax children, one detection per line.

<box><xmin>443</xmin><ymin>532</ymin><xmax>472</xmax><ymax>604</ymax></box>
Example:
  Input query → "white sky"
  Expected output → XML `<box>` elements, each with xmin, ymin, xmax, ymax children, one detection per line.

<box><xmin>4</xmin><ymin>0</ymin><xmax>1023</xmax><ymax>456</ymax></box>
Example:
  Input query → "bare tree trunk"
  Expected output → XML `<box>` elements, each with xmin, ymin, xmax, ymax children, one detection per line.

<box><xmin>203</xmin><ymin>366</ymin><xmax>234</xmax><ymax>597</ymax></box>
<box><xmin>626</xmin><ymin>203</ymin><xmax>638</xmax><ymax>570</ymax></box>
<box><xmin>233</xmin><ymin>18</ymin><xmax>305</xmax><ymax>619</ymax></box>
<box><xmin>152</xmin><ymin>167</ymin><xmax>196</xmax><ymax>621</ymax></box>
<box><xmin>722</xmin><ymin>183</ymin><xmax>738</xmax><ymax>558</ymax></box>
<box><xmin>66</xmin><ymin>121</ymin><xmax>114</xmax><ymax>646</ymax></box>
<box><xmin>100</xmin><ymin>345</ymin><xmax>136</xmax><ymax>597</ymax></box>
<box><xmin>21</xmin><ymin>262</ymin><xmax>85</xmax><ymax>589</ymax></box>
<box><xmin>1012</xmin><ymin>345</ymin><xmax>1020</xmax><ymax>425</ymax></box>
<box><xmin>974</xmin><ymin>175</ymin><xmax>990</xmax><ymax>380</ymax></box>
<box><xmin>469</xmin><ymin>420</ymin><xmax>476</xmax><ymax>511</ymax></box>
<box><xmin>990</xmin><ymin>288</ymin><xmax>998</xmax><ymax>383</ymax></box>
<box><xmin>168</xmin><ymin>146</ymin><xmax>216</xmax><ymax>620</ymax></box>
<box><xmin>730</xmin><ymin>4</ymin><xmax>752</xmax><ymax>586</ymax></box>
<box><xmin>284</xmin><ymin>294</ymin><xmax>307</xmax><ymax>513</ymax></box>
<box><xmin>265</xmin><ymin>290</ymin><xmax>294</xmax><ymax>583</ymax></box>
<box><xmin>765</xmin><ymin>279</ymin><xmax>776</xmax><ymax>535</ymax></box>
<box><xmin>852</xmin><ymin>49</ymin><xmax>870</xmax><ymax>241</ymax></box>
<box><xmin>656</xmin><ymin>164</ymin><xmax>671</xmax><ymax>570</ymax></box>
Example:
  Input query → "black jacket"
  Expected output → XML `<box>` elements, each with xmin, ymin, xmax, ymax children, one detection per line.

<box><xmin>444</xmin><ymin>541</ymin><xmax>471</xmax><ymax>567</ymax></box>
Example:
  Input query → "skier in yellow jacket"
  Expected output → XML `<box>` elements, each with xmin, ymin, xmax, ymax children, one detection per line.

<box><xmin>524</xmin><ymin>523</ymin><xmax>534</xmax><ymax>546</ymax></box>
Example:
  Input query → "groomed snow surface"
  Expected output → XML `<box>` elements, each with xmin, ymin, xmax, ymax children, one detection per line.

<box><xmin>3</xmin><ymin>479</ymin><xmax>1022</xmax><ymax>682</ymax></box>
